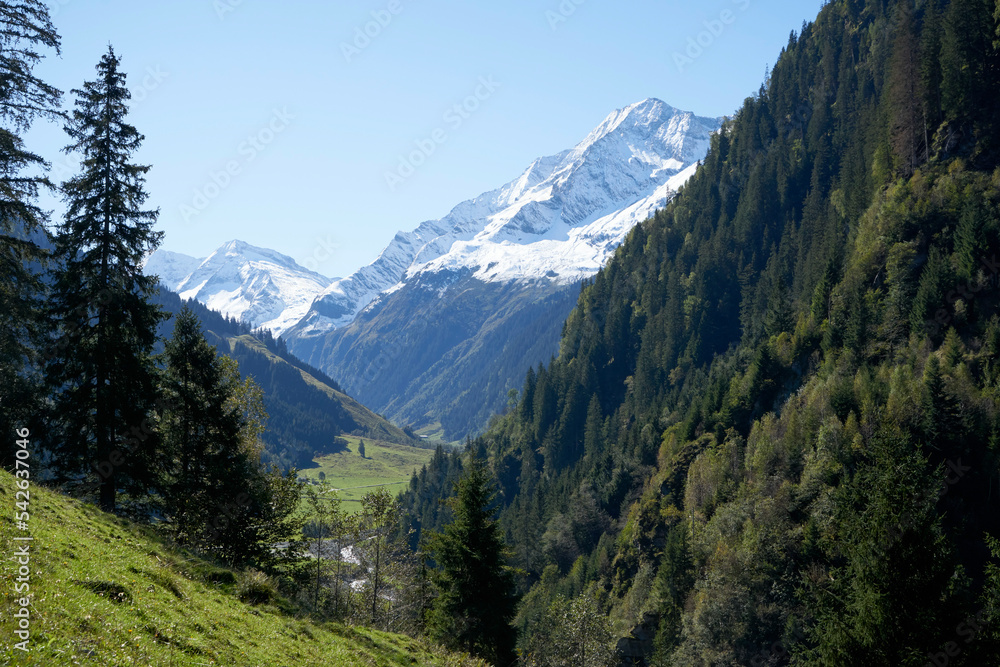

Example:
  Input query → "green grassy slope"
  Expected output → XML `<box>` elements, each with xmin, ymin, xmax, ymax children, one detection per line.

<box><xmin>298</xmin><ymin>436</ymin><xmax>436</xmax><ymax>513</ymax></box>
<box><xmin>0</xmin><ymin>470</ymin><xmax>483</xmax><ymax>666</ymax></box>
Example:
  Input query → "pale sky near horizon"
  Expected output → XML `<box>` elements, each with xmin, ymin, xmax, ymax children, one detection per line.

<box><xmin>27</xmin><ymin>0</ymin><xmax>826</xmax><ymax>279</ymax></box>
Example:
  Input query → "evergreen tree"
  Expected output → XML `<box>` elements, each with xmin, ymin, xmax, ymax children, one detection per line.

<box><xmin>45</xmin><ymin>46</ymin><xmax>164</xmax><ymax>513</ymax></box>
<box><xmin>910</xmin><ymin>247</ymin><xmax>952</xmax><ymax>338</ymax></box>
<box><xmin>954</xmin><ymin>197</ymin><xmax>986</xmax><ymax>281</ymax></box>
<box><xmin>161</xmin><ymin>318</ymin><xmax>301</xmax><ymax>567</ymax></box>
<box><xmin>358</xmin><ymin>439</ymin><xmax>366</xmax><ymax>459</ymax></box>
<box><xmin>583</xmin><ymin>393</ymin><xmax>603</xmax><ymax>462</ymax></box>
<box><xmin>920</xmin><ymin>0</ymin><xmax>943</xmax><ymax>157</ymax></box>
<box><xmin>0</xmin><ymin>1</ymin><xmax>61</xmax><ymax>462</ymax></box>
<box><xmin>159</xmin><ymin>308</ymin><xmax>248</xmax><ymax>545</ymax></box>
<box><xmin>887</xmin><ymin>0</ymin><xmax>923</xmax><ymax>173</ymax></box>
<box><xmin>651</xmin><ymin>524</ymin><xmax>695</xmax><ymax>659</ymax></box>
<box><xmin>763</xmin><ymin>274</ymin><xmax>794</xmax><ymax>339</ymax></box>
<box><xmin>800</xmin><ymin>425</ymin><xmax>960</xmax><ymax>664</ymax></box>
<box><xmin>426</xmin><ymin>458</ymin><xmax>519</xmax><ymax>666</ymax></box>
<box><xmin>940</xmin><ymin>0</ymin><xmax>995</xmax><ymax>136</ymax></box>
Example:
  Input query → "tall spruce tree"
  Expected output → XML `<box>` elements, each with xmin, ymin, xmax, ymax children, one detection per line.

<box><xmin>160</xmin><ymin>308</ymin><xmax>301</xmax><ymax>566</ymax></box>
<box><xmin>45</xmin><ymin>46</ymin><xmax>163</xmax><ymax>513</ymax></box>
<box><xmin>0</xmin><ymin>1</ymin><xmax>61</xmax><ymax>461</ymax></box>
<box><xmin>425</xmin><ymin>457</ymin><xmax>519</xmax><ymax>666</ymax></box>
<box><xmin>159</xmin><ymin>308</ymin><xmax>246</xmax><ymax>544</ymax></box>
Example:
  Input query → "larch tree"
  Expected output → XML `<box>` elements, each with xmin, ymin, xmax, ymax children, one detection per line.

<box><xmin>0</xmin><ymin>1</ymin><xmax>61</xmax><ymax>461</ymax></box>
<box><xmin>45</xmin><ymin>45</ymin><xmax>164</xmax><ymax>513</ymax></box>
<box><xmin>425</xmin><ymin>457</ymin><xmax>519</xmax><ymax>666</ymax></box>
<box><xmin>357</xmin><ymin>487</ymin><xmax>402</xmax><ymax>629</ymax></box>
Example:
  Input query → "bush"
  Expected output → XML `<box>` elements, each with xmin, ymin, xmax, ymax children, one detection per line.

<box><xmin>236</xmin><ymin>569</ymin><xmax>278</xmax><ymax>606</ymax></box>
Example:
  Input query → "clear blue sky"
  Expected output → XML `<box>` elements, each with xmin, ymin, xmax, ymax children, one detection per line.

<box><xmin>28</xmin><ymin>0</ymin><xmax>825</xmax><ymax>279</ymax></box>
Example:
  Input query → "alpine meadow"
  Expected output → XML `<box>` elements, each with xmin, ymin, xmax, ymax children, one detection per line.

<box><xmin>3</xmin><ymin>1</ymin><xmax>1000</xmax><ymax>666</ymax></box>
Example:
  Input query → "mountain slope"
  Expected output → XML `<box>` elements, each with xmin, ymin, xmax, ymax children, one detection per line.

<box><xmin>287</xmin><ymin>100</ymin><xmax>721</xmax><ymax>439</ymax></box>
<box><xmin>143</xmin><ymin>249</ymin><xmax>204</xmax><ymax>290</ymax></box>
<box><xmin>401</xmin><ymin>0</ymin><xmax>1000</xmax><ymax>663</ymax></box>
<box><xmin>297</xmin><ymin>273</ymin><xmax>582</xmax><ymax>439</ymax></box>
<box><xmin>148</xmin><ymin>240</ymin><xmax>332</xmax><ymax>336</ymax></box>
<box><xmin>153</xmin><ymin>289</ymin><xmax>415</xmax><ymax>470</ymax></box>
<box><xmin>0</xmin><ymin>468</ymin><xmax>485</xmax><ymax>666</ymax></box>
<box><xmin>291</xmin><ymin>99</ymin><xmax>720</xmax><ymax>337</ymax></box>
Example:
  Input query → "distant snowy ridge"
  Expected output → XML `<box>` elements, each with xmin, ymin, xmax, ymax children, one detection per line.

<box><xmin>148</xmin><ymin>99</ymin><xmax>721</xmax><ymax>340</ymax></box>
<box><xmin>145</xmin><ymin>240</ymin><xmax>331</xmax><ymax>336</ymax></box>
<box><xmin>144</xmin><ymin>249</ymin><xmax>204</xmax><ymax>290</ymax></box>
<box><xmin>292</xmin><ymin>98</ymin><xmax>722</xmax><ymax>337</ymax></box>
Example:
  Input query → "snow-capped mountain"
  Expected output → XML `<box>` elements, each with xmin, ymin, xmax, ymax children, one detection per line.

<box><xmin>291</xmin><ymin>99</ymin><xmax>721</xmax><ymax>337</ymax></box>
<box><xmin>279</xmin><ymin>99</ymin><xmax>722</xmax><ymax>439</ymax></box>
<box><xmin>145</xmin><ymin>241</ymin><xmax>332</xmax><ymax>336</ymax></box>
<box><xmin>144</xmin><ymin>249</ymin><xmax>205</xmax><ymax>290</ymax></box>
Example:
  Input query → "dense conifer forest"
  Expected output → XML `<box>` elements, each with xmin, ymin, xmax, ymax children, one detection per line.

<box><xmin>401</xmin><ymin>0</ymin><xmax>1000</xmax><ymax>663</ymax></box>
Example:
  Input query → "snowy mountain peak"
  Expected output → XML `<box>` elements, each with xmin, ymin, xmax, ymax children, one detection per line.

<box><xmin>290</xmin><ymin>100</ymin><xmax>722</xmax><ymax>337</ymax></box>
<box><xmin>146</xmin><ymin>240</ymin><xmax>332</xmax><ymax>336</ymax></box>
<box><xmin>585</xmin><ymin>98</ymin><xmax>676</xmax><ymax>145</ymax></box>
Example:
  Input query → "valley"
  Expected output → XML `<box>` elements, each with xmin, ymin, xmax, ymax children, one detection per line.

<box><xmin>152</xmin><ymin>98</ymin><xmax>722</xmax><ymax>441</ymax></box>
<box><xmin>298</xmin><ymin>435</ymin><xmax>438</xmax><ymax>514</ymax></box>
<box><xmin>5</xmin><ymin>0</ymin><xmax>1000</xmax><ymax>664</ymax></box>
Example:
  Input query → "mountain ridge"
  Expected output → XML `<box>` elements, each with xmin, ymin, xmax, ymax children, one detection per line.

<box><xmin>289</xmin><ymin>98</ymin><xmax>721</xmax><ymax>338</ymax></box>
<box><xmin>282</xmin><ymin>98</ymin><xmax>722</xmax><ymax>439</ymax></box>
<box><xmin>147</xmin><ymin>240</ymin><xmax>332</xmax><ymax>336</ymax></box>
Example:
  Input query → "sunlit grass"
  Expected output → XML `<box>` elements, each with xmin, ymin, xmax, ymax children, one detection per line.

<box><xmin>0</xmin><ymin>469</ymin><xmax>484</xmax><ymax>666</ymax></box>
<box><xmin>297</xmin><ymin>436</ymin><xmax>434</xmax><ymax>513</ymax></box>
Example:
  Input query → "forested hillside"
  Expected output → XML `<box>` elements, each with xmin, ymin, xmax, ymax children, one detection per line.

<box><xmin>154</xmin><ymin>289</ymin><xmax>416</xmax><ymax>470</ymax></box>
<box><xmin>402</xmin><ymin>0</ymin><xmax>1000</xmax><ymax>663</ymax></box>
